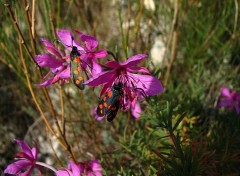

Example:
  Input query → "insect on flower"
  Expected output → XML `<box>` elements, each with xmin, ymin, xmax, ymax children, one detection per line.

<box><xmin>70</xmin><ymin>46</ymin><xmax>85</xmax><ymax>90</ymax></box>
<box><xmin>97</xmin><ymin>82</ymin><xmax>124</xmax><ymax>122</ymax></box>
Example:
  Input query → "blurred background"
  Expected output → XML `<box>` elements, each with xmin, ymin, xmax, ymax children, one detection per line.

<box><xmin>1</xmin><ymin>0</ymin><xmax>240</xmax><ymax>175</ymax></box>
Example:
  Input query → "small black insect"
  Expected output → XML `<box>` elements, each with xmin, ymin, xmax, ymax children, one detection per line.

<box><xmin>97</xmin><ymin>82</ymin><xmax>123</xmax><ymax>122</ymax></box>
<box><xmin>70</xmin><ymin>46</ymin><xmax>85</xmax><ymax>90</ymax></box>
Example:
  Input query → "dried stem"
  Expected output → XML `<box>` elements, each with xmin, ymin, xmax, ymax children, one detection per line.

<box><xmin>163</xmin><ymin>0</ymin><xmax>179</xmax><ymax>87</ymax></box>
<box><xmin>18</xmin><ymin>38</ymin><xmax>66</xmax><ymax>150</ymax></box>
<box><xmin>49</xmin><ymin>1</ymin><xmax>57</xmax><ymax>39</ymax></box>
<box><xmin>31</xmin><ymin>0</ymin><xmax>36</xmax><ymax>38</ymax></box>
<box><xmin>234</xmin><ymin>0</ymin><xmax>239</xmax><ymax>35</ymax></box>
<box><xmin>60</xmin><ymin>86</ymin><xmax>66</xmax><ymax>136</ymax></box>
<box><xmin>46</xmin><ymin>129</ymin><xmax>64</xmax><ymax>167</ymax></box>
<box><xmin>107</xmin><ymin>51</ymin><xmax>118</xmax><ymax>61</ymax></box>
<box><xmin>5</xmin><ymin>3</ymin><xmax>38</xmax><ymax>69</ymax></box>
<box><xmin>5</xmin><ymin>3</ymin><xmax>58</xmax><ymax>125</ymax></box>
<box><xmin>19</xmin><ymin>38</ymin><xmax>76</xmax><ymax>162</ymax></box>
<box><xmin>24</xmin><ymin>0</ymin><xmax>37</xmax><ymax>55</ymax></box>
<box><xmin>69</xmin><ymin>113</ymin><xmax>82</xmax><ymax>156</ymax></box>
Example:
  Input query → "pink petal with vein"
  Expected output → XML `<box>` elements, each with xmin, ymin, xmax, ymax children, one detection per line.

<box><xmin>80</xmin><ymin>34</ymin><xmax>98</xmax><ymax>51</ymax></box>
<box><xmin>128</xmin><ymin>73</ymin><xmax>163</xmax><ymax>96</ymax></box>
<box><xmin>56</xmin><ymin>29</ymin><xmax>83</xmax><ymax>51</ymax></box>
<box><xmin>84</xmin><ymin>70</ymin><xmax>117</xmax><ymax>86</ymax></box>
<box><xmin>40</xmin><ymin>38</ymin><xmax>62</xmax><ymax>58</ymax></box>
<box><xmin>35</xmin><ymin>54</ymin><xmax>63</xmax><ymax>68</ymax></box>
<box><xmin>120</xmin><ymin>54</ymin><xmax>148</xmax><ymax>67</ymax></box>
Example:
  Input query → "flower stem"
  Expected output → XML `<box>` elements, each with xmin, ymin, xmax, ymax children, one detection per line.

<box><xmin>163</xmin><ymin>0</ymin><xmax>179</xmax><ymax>87</ymax></box>
<box><xmin>59</xmin><ymin>86</ymin><xmax>65</xmax><ymax>136</ymax></box>
<box><xmin>5</xmin><ymin>3</ymin><xmax>60</xmax><ymax>138</ymax></box>
<box><xmin>18</xmin><ymin>38</ymin><xmax>67</xmax><ymax>150</ymax></box>
<box><xmin>5</xmin><ymin>3</ymin><xmax>38</xmax><ymax>69</ymax></box>
<box><xmin>36</xmin><ymin>161</ymin><xmax>57</xmax><ymax>173</ymax></box>
<box><xmin>24</xmin><ymin>0</ymin><xmax>37</xmax><ymax>56</ymax></box>
<box><xmin>107</xmin><ymin>51</ymin><xmax>118</xmax><ymax>61</ymax></box>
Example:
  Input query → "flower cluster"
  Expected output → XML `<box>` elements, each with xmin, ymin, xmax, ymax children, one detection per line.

<box><xmin>86</xmin><ymin>54</ymin><xmax>163</xmax><ymax>119</ymax></box>
<box><xmin>56</xmin><ymin>160</ymin><xmax>102</xmax><ymax>176</ymax></box>
<box><xmin>5</xmin><ymin>28</ymin><xmax>164</xmax><ymax>176</ymax></box>
<box><xmin>218</xmin><ymin>87</ymin><xmax>240</xmax><ymax>114</ymax></box>
<box><xmin>4</xmin><ymin>140</ymin><xmax>103</xmax><ymax>176</ymax></box>
<box><xmin>35</xmin><ymin>29</ymin><xmax>107</xmax><ymax>86</ymax></box>
<box><xmin>4</xmin><ymin>140</ymin><xmax>39</xmax><ymax>175</ymax></box>
<box><xmin>35</xmin><ymin>29</ymin><xmax>163</xmax><ymax>120</ymax></box>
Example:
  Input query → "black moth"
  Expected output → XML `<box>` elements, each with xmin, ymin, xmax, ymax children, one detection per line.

<box><xmin>97</xmin><ymin>82</ymin><xmax>123</xmax><ymax>122</ymax></box>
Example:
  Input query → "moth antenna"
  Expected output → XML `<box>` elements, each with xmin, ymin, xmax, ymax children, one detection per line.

<box><xmin>53</xmin><ymin>39</ymin><xmax>72</xmax><ymax>48</ymax></box>
<box><xmin>71</xmin><ymin>36</ymin><xmax>74</xmax><ymax>48</ymax></box>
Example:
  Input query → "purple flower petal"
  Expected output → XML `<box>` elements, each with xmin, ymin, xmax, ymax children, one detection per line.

<box><xmin>84</xmin><ymin>70</ymin><xmax>117</xmax><ymax>86</ymax></box>
<box><xmin>56</xmin><ymin>29</ymin><xmax>84</xmax><ymax>51</ymax></box>
<box><xmin>91</xmin><ymin>60</ymin><xmax>103</xmax><ymax>77</ymax></box>
<box><xmin>100</xmin><ymin>82</ymin><xmax>112</xmax><ymax>96</ymax></box>
<box><xmin>20</xmin><ymin>165</ymin><xmax>35</xmax><ymax>176</ymax></box>
<box><xmin>31</xmin><ymin>147</ymin><xmax>37</xmax><ymax>159</ymax></box>
<box><xmin>15</xmin><ymin>140</ymin><xmax>34</xmax><ymax>159</ymax></box>
<box><xmin>81</xmin><ymin>53</ymin><xmax>94</xmax><ymax>61</ymax></box>
<box><xmin>128</xmin><ymin>73</ymin><xmax>163</xmax><ymax>96</ymax></box>
<box><xmin>120</xmin><ymin>54</ymin><xmax>148</xmax><ymax>67</ymax></box>
<box><xmin>93</xmin><ymin>107</ymin><xmax>105</xmax><ymax>121</ymax></box>
<box><xmin>40</xmin><ymin>38</ymin><xmax>62</xmax><ymax>58</ymax></box>
<box><xmin>235</xmin><ymin>93</ymin><xmax>240</xmax><ymax>101</ymax></box>
<box><xmin>105</xmin><ymin>61</ymin><xmax>120</xmax><ymax>69</ymax></box>
<box><xmin>218</xmin><ymin>99</ymin><xmax>231</xmax><ymax>107</ymax></box>
<box><xmin>74</xmin><ymin>30</ymin><xmax>83</xmax><ymax>37</ymax></box>
<box><xmin>80</xmin><ymin>34</ymin><xmax>98</xmax><ymax>51</ymax></box>
<box><xmin>94</xmin><ymin>50</ymin><xmax>108</xmax><ymax>58</ymax></box>
<box><xmin>57</xmin><ymin>66</ymin><xmax>70</xmax><ymax>79</ymax></box>
<box><xmin>131</xmin><ymin>100</ymin><xmax>141</xmax><ymax>118</ymax></box>
<box><xmin>88</xmin><ymin>160</ymin><xmax>103</xmax><ymax>176</ymax></box>
<box><xmin>220</xmin><ymin>87</ymin><xmax>231</xmax><ymax>98</ymax></box>
<box><xmin>69</xmin><ymin>161</ymin><xmax>81</xmax><ymax>176</ymax></box>
<box><xmin>35</xmin><ymin>54</ymin><xmax>63</xmax><ymax>68</ymax></box>
<box><xmin>36</xmin><ymin>77</ymin><xmax>56</xmax><ymax>87</ymax></box>
<box><xmin>127</xmin><ymin>66</ymin><xmax>151</xmax><ymax>74</ymax></box>
<box><xmin>235</xmin><ymin>105</ymin><xmax>240</xmax><ymax>114</ymax></box>
<box><xmin>56</xmin><ymin>170</ymin><xmax>73</xmax><ymax>176</ymax></box>
<box><xmin>4</xmin><ymin>160</ymin><xmax>32</xmax><ymax>175</ymax></box>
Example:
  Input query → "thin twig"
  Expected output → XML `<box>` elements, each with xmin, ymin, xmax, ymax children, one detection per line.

<box><xmin>118</xmin><ymin>2</ymin><xmax>127</xmax><ymax>58</ymax></box>
<box><xmin>5</xmin><ymin>3</ymin><xmax>58</xmax><ymax>122</ymax></box>
<box><xmin>107</xmin><ymin>51</ymin><xmax>118</xmax><ymax>61</ymax></box>
<box><xmin>69</xmin><ymin>112</ymin><xmax>82</xmax><ymax>157</ymax></box>
<box><xmin>18</xmin><ymin>38</ymin><xmax>66</xmax><ymax>150</ymax></box>
<box><xmin>163</xmin><ymin>0</ymin><xmax>179</xmax><ymax>87</ymax></box>
<box><xmin>49</xmin><ymin>1</ymin><xmax>57</xmax><ymax>39</ymax></box>
<box><xmin>234</xmin><ymin>0</ymin><xmax>239</xmax><ymax>35</ymax></box>
<box><xmin>60</xmin><ymin>86</ymin><xmax>65</xmax><ymax>136</ymax></box>
<box><xmin>46</xmin><ymin>128</ymin><xmax>64</xmax><ymax>167</ymax></box>
<box><xmin>7</xmin><ymin>3</ymin><xmax>76</xmax><ymax>161</ymax></box>
<box><xmin>24</xmin><ymin>0</ymin><xmax>37</xmax><ymax>55</ymax></box>
<box><xmin>5</xmin><ymin>3</ymin><xmax>38</xmax><ymax>68</ymax></box>
<box><xmin>19</xmin><ymin>37</ymin><xmax>76</xmax><ymax>162</ymax></box>
<box><xmin>31</xmin><ymin>0</ymin><xmax>36</xmax><ymax>38</ymax></box>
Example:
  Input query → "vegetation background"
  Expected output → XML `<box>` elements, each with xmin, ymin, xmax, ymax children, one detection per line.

<box><xmin>0</xmin><ymin>0</ymin><xmax>240</xmax><ymax>175</ymax></box>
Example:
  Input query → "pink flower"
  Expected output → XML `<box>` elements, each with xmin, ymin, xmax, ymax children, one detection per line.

<box><xmin>87</xmin><ymin>54</ymin><xmax>163</xmax><ymax>118</ymax></box>
<box><xmin>56</xmin><ymin>29</ymin><xmax>107</xmax><ymax>76</ymax></box>
<box><xmin>84</xmin><ymin>159</ymin><xmax>103</xmax><ymax>176</ymax></box>
<box><xmin>56</xmin><ymin>159</ymin><xmax>103</xmax><ymax>176</ymax></box>
<box><xmin>35</xmin><ymin>38</ymin><xmax>70</xmax><ymax>86</ymax></box>
<box><xmin>218</xmin><ymin>87</ymin><xmax>240</xmax><ymax>114</ymax></box>
<box><xmin>56</xmin><ymin>161</ymin><xmax>84</xmax><ymax>176</ymax></box>
<box><xmin>4</xmin><ymin>140</ymin><xmax>39</xmax><ymax>176</ymax></box>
